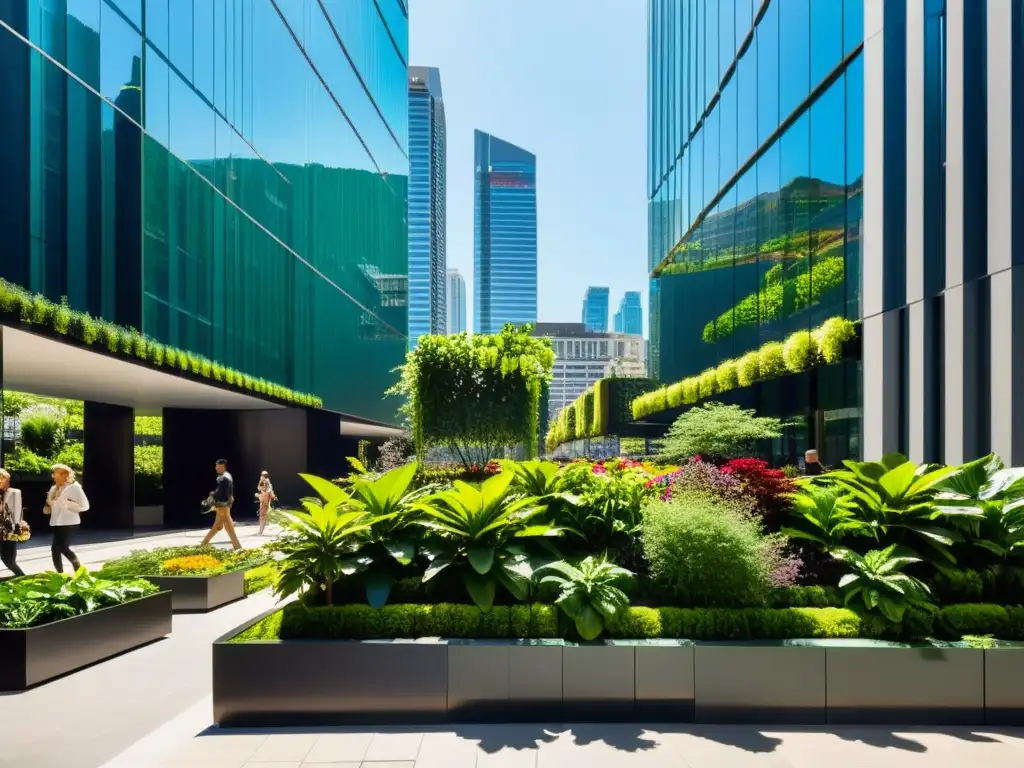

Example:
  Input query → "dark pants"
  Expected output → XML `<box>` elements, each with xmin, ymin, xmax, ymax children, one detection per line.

<box><xmin>1</xmin><ymin>539</ymin><xmax>24</xmax><ymax>578</ymax></box>
<box><xmin>52</xmin><ymin>525</ymin><xmax>81</xmax><ymax>573</ymax></box>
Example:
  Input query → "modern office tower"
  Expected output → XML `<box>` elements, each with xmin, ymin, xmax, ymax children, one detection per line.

<box><xmin>447</xmin><ymin>268</ymin><xmax>467</xmax><ymax>334</ymax></box>
<box><xmin>0</xmin><ymin>0</ymin><xmax>409</xmax><ymax>423</ymax></box>
<box><xmin>581</xmin><ymin>287</ymin><xmax>610</xmax><ymax>332</ymax></box>
<box><xmin>647</xmin><ymin>0</ymin><xmax>863</xmax><ymax>464</ymax></box>
<box><xmin>532</xmin><ymin>323</ymin><xmax>646</xmax><ymax>421</ymax></box>
<box><xmin>613</xmin><ymin>291</ymin><xmax>643</xmax><ymax>336</ymax></box>
<box><xmin>473</xmin><ymin>130</ymin><xmax>537</xmax><ymax>334</ymax></box>
<box><xmin>408</xmin><ymin>66</ymin><xmax>447</xmax><ymax>348</ymax></box>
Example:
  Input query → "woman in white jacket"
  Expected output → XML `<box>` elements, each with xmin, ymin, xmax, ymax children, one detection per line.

<box><xmin>0</xmin><ymin>468</ymin><xmax>26</xmax><ymax>577</ymax></box>
<box><xmin>45</xmin><ymin>464</ymin><xmax>89</xmax><ymax>573</ymax></box>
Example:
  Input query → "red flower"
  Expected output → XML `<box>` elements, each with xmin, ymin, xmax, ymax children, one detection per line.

<box><xmin>592</xmin><ymin>464</ymin><xmax>608</xmax><ymax>475</ymax></box>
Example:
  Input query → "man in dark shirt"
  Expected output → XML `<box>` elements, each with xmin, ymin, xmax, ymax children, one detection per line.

<box><xmin>201</xmin><ymin>459</ymin><xmax>242</xmax><ymax>550</ymax></box>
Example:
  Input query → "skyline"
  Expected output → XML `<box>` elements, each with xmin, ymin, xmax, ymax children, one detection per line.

<box><xmin>409</xmin><ymin>0</ymin><xmax>647</xmax><ymax>336</ymax></box>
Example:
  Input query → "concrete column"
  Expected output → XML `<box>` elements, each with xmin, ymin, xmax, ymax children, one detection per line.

<box><xmin>990</xmin><ymin>267</ymin><xmax>1024</xmax><ymax>465</ymax></box>
<box><xmin>862</xmin><ymin>310</ymin><xmax>902</xmax><ymax>460</ymax></box>
<box><xmin>943</xmin><ymin>282</ymin><xmax>983</xmax><ymax>464</ymax></box>
<box><xmin>83</xmin><ymin>401</ymin><xmax>135</xmax><ymax>529</ymax></box>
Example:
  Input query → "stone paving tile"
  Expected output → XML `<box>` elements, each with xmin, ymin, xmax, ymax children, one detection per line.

<box><xmin>362</xmin><ymin>733</ymin><xmax>424</xmax><ymax>762</ymax></box>
<box><xmin>248</xmin><ymin>734</ymin><xmax>319</xmax><ymax>763</ymax></box>
<box><xmin>302</xmin><ymin>733</ymin><xmax>375</xmax><ymax>763</ymax></box>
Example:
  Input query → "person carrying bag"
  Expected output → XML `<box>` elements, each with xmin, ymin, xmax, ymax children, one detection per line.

<box><xmin>0</xmin><ymin>468</ymin><xmax>28</xmax><ymax>578</ymax></box>
<box><xmin>46</xmin><ymin>463</ymin><xmax>89</xmax><ymax>573</ymax></box>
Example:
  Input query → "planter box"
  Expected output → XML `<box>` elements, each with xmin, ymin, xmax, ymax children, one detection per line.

<box><xmin>826</xmin><ymin>643</ymin><xmax>985</xmax><ymax>724</ymax></box>
<box><xmin>694</xmin><ymin>642</ymin><xmax>826</xmax><ymax>724</ymax></box>
<box><xmin>447</xmin><ymin>640</ymin><xmax>563</xmax><ymax>722</ymax></box>
<box><xmin>562</xmin><ymin>642</ymin><xmax>636</xmax><ymax>721</ymax></box>
<box><xmin>0</xmin><ymin>591</ymin><xmax>172</xmax><ymax>691</ymax></box>
<box><xmin>148</xmin><ymin>569</ymin><xmax>246</xmax><ymax>612</ymax></box>
<box><xmin>634</xmin><ymin>640</ymin><xmax>695</xmax><ymax>721</ymax></box>
<box><xmin>984</xmin><ymin>644</ymin><xmax>1024</xmax><ymax>725</ymax></box>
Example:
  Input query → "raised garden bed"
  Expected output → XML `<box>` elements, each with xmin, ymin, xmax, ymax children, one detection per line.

<box><xmin>148</xmin><ymin>569</ymin><xmax>246</xmax><ymax>612</ymax></box>
<box><xmin>213</xmin><ymin>609</ymin><xmax>1023</xmax><ymax>726</ymax></box>
<box><xmin>0</xmin><ymin>591</ymin><xmax>172</xmax><ymax>691</ymax></box>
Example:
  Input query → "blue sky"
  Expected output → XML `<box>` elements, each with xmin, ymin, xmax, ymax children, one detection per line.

<box><xmin>409</xmin><ymin>0</ymin><xmax>648</xmax><ymax>334</ymax></box>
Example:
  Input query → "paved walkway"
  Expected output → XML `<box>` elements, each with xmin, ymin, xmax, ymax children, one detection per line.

<box><xmin>2</xmin><ymin>530</ymin><xmax>1023</xmax><ymax>767</ymax></box>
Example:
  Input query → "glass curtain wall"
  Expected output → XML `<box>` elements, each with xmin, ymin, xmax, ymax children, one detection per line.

<box><xmin>0</xmin><ymin>0</ymin><xmax>409</xmax><ymax>421</ymax></box>
<box><xmin>647</xmin><ymin>0</ymin><xmax>864</xmax><ymax>461</ymax></box>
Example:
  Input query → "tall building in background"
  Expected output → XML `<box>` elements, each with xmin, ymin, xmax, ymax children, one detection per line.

<box><xmin>581</xmin><ymin>287</ymin><xmax>610</xmax><ymax>332</ymax></box>
<box><xmin>0</xmin><ymin>0</ymin><xmax>410</xmax><ymax>423</ymax></box>
<box><xmin>647</xmin><ymin>0</ymin><xmax>862</xmax><ymax>464</ymax></box>
<box><xmin>613</xmin><ymin>291</ymin><xmax>643</xmax><ymax>336</ymax></box>
<box><xmin>408</xmin><ymin>66</ymin><xmax>446</xmax><ymax>348</ymax></box>
<box><xmin>531</xmin><ymin>323</ymin><xmax>646</xmax><ymax>421</ymax></box>
<box><xmin>447</xmin><ymin>268</ymin><xmax>467</xmax><ymax>334</ymax></box>
<box><xmin>474</xmin><ymin>130</ymin><xmax>537</xmax><ymax>334</ymax></box>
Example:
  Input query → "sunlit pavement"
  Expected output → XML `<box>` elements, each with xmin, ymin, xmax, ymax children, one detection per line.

<box><xmin>2</xmin><ymin>529</ymin><xmax>1023</xmax><ymax>768</ymax></box>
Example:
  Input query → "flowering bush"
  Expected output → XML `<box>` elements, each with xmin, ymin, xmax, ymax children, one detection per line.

<box><xmin>721</xmin><ymin>458</ymin><xmax>795</xmax><ymax>530</ymax></box>
<box><xmin>160</xmin><ymin>554</ymin><xmax>224</xmax><ymax>575</ymax></box>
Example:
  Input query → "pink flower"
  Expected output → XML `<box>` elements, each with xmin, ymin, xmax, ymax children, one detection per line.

<box><xmin>592</xmin><ymin>464</ymin><xmax>608</xmax><ymax>475</ymax></box>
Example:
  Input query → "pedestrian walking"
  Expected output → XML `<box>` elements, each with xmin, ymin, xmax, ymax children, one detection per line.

<box><xmin>255</xmin><ymin>471</ymin><xmax>276</xmax><ymax>536</ymax></box>
<box><xmin>45</xmin><ymin>463</ymin><xmax>88</xmax><ymax>573</ymax></box>
<box><xmin>201</xmin><ymin>459</ymin><xmax>242</xmax><ymax>550</ymax></box>
<box><xmin>0</xmin><ymin>468</ymin><xmax>28</xmax><ymax>578</ymax></box>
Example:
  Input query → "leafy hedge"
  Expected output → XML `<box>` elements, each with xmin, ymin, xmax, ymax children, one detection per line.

<box><xmin>0</xmin><ymin>278</ymin><xmax>322</xmax><ymax>408</ymax></box>
<box><xmin>546</xmin><ymin>378</ymin><xmax>661</xmax><ymax>451</ymax></box>
<box><xmin>389</xmin><ymin>326</ymin><xmax>554</xmax><ymax>460</ymax></box>
<box><xmin>632</xmin><ymin>316</ymin><xmax>857</xmax><ymax>420</ymax></box>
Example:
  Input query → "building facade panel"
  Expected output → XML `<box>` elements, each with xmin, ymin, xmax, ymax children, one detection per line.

<box><xmin>581</xmin><ymin>286</ymin><xmax>609</xmax><ymax>333</ymax></box>
<box><xmin>0</xmin><ymin>0</ymin><xmax>408</xmax><ymax>421</ymax></box>
<box><xmin>446</xmin><ymin>268</ymin><xmax>466</xmax><ymax>335</ymax></box>
<box><xmin>613</xmin><ymin>291</ymin><xmax>643</xmax><ymax>336</ymax></box>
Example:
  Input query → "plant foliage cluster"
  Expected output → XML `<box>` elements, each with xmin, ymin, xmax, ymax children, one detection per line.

<box><xmin>0</xmin><ymin>569</ymin><xmax>158</xmax><ymax>629</ymax></box>
<box><xmin>631</xmin><ymin>316</ymin><xmax>856</xmax><ymax>420</ymax></box>
<box><xmin>545</xmin><ymin>377</ymin><xmax>661</xmax><ymax>452</ymax></box>
<box><xmin>97</xmin><ymin>545</ymin><xmax>270</xmax><ymax>580</ymax></box>
<box><xmin>389</xmin><ymin>326</ymin><xmax>554</xmax><ymax>464</ymax></box>
<box><xmin>0</xmin><ymin>278</ymin><xmax>322</xmax><ymax>407</ymax></box>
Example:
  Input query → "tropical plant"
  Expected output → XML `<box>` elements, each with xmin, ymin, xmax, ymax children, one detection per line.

<box><xmin>0</xmin><ymin>569</ymin><xmax>157</xmax><ymax>629</ymax></box>
<box><xmin>412</xmin><ymin>471</ymin><xmax>565</xmax><ymax>611</ymax></box>
<box><xmin>19</xmin><ymin>405</ymin><xmax>66</xmax><ymax>456</ymax></box>
<box><xmin>828</xmin><ymin>453</ymin><xmax>980</xmax><ymax>564</ymax></box>
<box><xmin>270</xmin><ymin>492</ymin><xmax>380</xmax><ymax>606</ymax></box>
<box><xmin>782</xmin><ymin>481</ymin><xmax>870</xmax><ymax>552</ymax></box>
<box><xmin>535</xmin><ymin>556</ymin><xmax>633</xmax><ymax>640</ymax></box>
<box><xmin>834</xmin><ymin>545</ymin><xmax>933</xmax><ymax>623</ymax></box>
<box><xmin>301</xmin><ymin>465</ymin><xmax>432</xmax><ymax>607</ymax></box>
<box><xmin>658</xmin><ymin>402</ymin><xmax>784</xmax><ymax>461</ymax></box>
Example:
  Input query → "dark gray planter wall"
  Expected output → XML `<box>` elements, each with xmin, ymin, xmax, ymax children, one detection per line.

<box><xmin>0</xmin><ymin>591</ymin><xmax>172</xmax><ymax>691</ymax></box>
<box><xmin>826</xmin><ymin>646</ymin><xmax>985</xmax><ymax>725</ymax></box>
<box><xmin>212</xmin><ymin>631</ymin><xmax>1018</xmax><ymax>726</ymax></box>
<box><xmin>148</xmin><ymin>569</ymin><xmax>246</xmax><ymax>612</ymax></box>
<box><xmin>694</xmin><ymin>645</ymin><xmax>826</xmax><ymax>724</ymax></box>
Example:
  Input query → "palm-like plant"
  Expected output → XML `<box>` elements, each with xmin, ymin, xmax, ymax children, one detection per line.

<box><xmin>834</xmin><ymin>545</ymin><xmax>933</xmax><ymax>623</ymax></box>
<box><xmin>271</xmin><ymin>486</ymin><xmax>378</xmax><ymax>605</ymax></box>
<box><xmin>536</xmin><ymin>556</ymin><xmax>632</xmax><ymax>640</ymax></box>
<box><xmin>781</xmin><ymin>481</ymin><xmax>870</xmax><ymax>552</ymax></box>
<box><xmin>413</xmin><ymin>471</ymin><xmax>566</xmax><ymax>611</ymax></box>
<box><xmin>829</xmin><ymin>453</ymin><xmax>980</xmax><ymax>564</ymax></box>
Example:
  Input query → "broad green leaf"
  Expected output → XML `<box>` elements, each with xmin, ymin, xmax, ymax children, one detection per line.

<box><xmin>385</xmin><ymin>538</ymin><xmax>416</xmax><ymax>565</ymax></box>
<box><xmin>879</xmin><ymin>461</ymin><xmax>917</xmax><ymax>500</ymax></box>
<box><xmin>468</xmin><ymin>547</ymin><xmax>496</xmax><ymax>575</ymax></box>
<box><xmin>346</xmin><ymin>456</ymin><xmax>369</xmax><ymax>475</ymax></box>
<box><xmin>574</xmin><ymin>605</ymin><xmax>605</xmax><ymax>641</ymax></box>
<box><xmin>422</xmin><ymin>556</ymin><xmax>452</xmax><ymax>582</ymax></box>
<box><xmin>463</xmin><ymin>571</ymin><xmax>497</xmax><ymax>612</ymax></box>
<box><xmin>364</xmin><ymin>570</ymin><xmax>393</xmax><ymax>609</ymax></box>
<box><xmin>300</xmin><ymin>473</ymin><xmax>351</xmax><ymax>507</ymax></box>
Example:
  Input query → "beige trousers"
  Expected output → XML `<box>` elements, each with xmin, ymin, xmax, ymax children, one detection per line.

<box><xmin>202</xmin><ymin>506</ymin><xmax>242</xmax><ymax>550</ymax></box>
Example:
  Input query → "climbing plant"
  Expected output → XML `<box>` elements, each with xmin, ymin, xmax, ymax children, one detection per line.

<box><xmin>389</xmin><ymin>325</ymin><xmax>554</xmax><ymax>465</ymax></box>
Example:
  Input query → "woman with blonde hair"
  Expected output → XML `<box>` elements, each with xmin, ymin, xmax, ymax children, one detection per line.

<box><xmin>255</xmin><ymin>471</ymin><xmax>276</xmax><ymax>536</ymax></box>
<box><xmin>0</xmin><ymin>468</ymin><xmax>27</xmax><ymax>577</ymax></box>
<box><xmin>45</xmin><ymin>464</ymin><xmax>89</xmax><ymax>573</ymax></box>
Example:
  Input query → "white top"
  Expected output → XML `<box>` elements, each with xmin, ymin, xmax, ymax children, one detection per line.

<box><xmin>2</xmin><ymin>488</ymin><xmax>23</xmax><ymax>526</ymax></box>
<box><xmin>48</xmin><ymin>482</ymin><xmax>90</xmax><ymax>527</ymax></box>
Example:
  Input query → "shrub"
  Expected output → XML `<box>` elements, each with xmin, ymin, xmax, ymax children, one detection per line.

<box><xmin>660</xmin><ymin>457</ymin><xmax>753</xmax><ymax>511</ymax></box>
<box><xmin>698</xmin><ymin>368</ymin><xmax>718</xmax><ymax>399</ymax></box>
<box><xmin>936</xmin><ymin>603</ymin><xmax>1011</xmax><ymax>639</ymax></box>
<box><xmin>681</xmin><ymin>377</ymin><xmax>700</xmax><ymax>404</ymax></box>
<box><xmin>721</xmin><ymin>457</ymin><xmax>795</xmax><ymax>529</ymax></box>
<box><xmin>19</xmin><ymin>406</ymin><xmax>66</xmax><ymax>456</ymax></box>
<box><xmin>658</xmin><ymin>402</ymin><xmax>784</xmax><ymax>461</ymax></box>
<box><xmin>232</xmin><ymin>602</ymin><xmax>863</xmax><ymax>642</ymax></box>
<box><xmin>97</xmin><ymin>545</ymin><xmax>268</xmax><ymax>579</ymax></box>
<box><xmin>0</xmin><ymin>570</ymin><xmax>157</xmax><ymax>629</ymax></box>
<box><xmin>736</xmin><ymin>351</ymin><xmax>760</xmax><ymax>387</ymax></box>
<box><xmin>715</xmin><ymin>360</ymin><xmax>738</xmax><ymax>392</ymax></box>
<box><xmin>767</xmin><ymin>585</ymin><xmax>843</xmax><ymax>608</ymax></box>
<box><xmin>641</xmin><ymin>494</ymin><xmax>776</xmax><ymax>608</ymax></box>
<box><xmin>782</xmin><ymin>330</ymin><xmax>818</xmax><ymax>372</ymax></box>
<box><xmin>134</xmin><ymin>445</ymin><xmax>163</xmax><ymax>506</ymax></box>
<box><xmin>929</xmin><ymin>569</ymin><xmax>984</xmax><ymax>605</ymax></box>
<box><xmin>666</xmin><ymin>381</ymin><xmax>686</xmax><ymax>408</ymax></box>
<box><xmin>814</xmin><ymin>316</ymin><xmax>857</xmax><ymax>363</ymax></box>
<box><xmin>244</xmin><ymin>562</ymin><xmax>279</xmax><ymax>595</ymax></box>
<box><xmin>758</xmin><ymin>342</ymin><xmax>786</xmax><ymax>377</ymax></box>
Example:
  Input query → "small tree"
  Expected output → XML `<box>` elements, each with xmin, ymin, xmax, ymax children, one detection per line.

<box><xmin>657</xmin><ymin>402</ymin><xmax>783</xmax><ymax>462</ymax></box>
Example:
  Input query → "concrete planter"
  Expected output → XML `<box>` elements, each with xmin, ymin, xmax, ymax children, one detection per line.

<box><xmin>694</xmin><ymin>642</ymin><xmax>826</xmax><ymax>724</ymax></box>
<box><xmin>0</xmin><ymin>591</ymin><xmax>172</xmax><ymax>691</ymax></box>
<box><xmin>148</xmin><ymin>569</ymin><xmax>246</xmax><ymax>612</ymax></box>
<box><xmin>213</xmin><ymin>620</ymin><xmax>1012</xmax><ymax>726</ymax></box>
<box><xmin>826</xmin><ymin>642</ymin><xmax>985</xmax><ymax>724</ymax></box>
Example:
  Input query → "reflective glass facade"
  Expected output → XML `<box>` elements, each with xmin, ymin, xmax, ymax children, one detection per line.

<box><xmin>0</xmin><ymin>0</ymin><xmax>409</xmax><ymax>421</ymax></box>
<box><xmin>647</xmin><ymin>0</ymin><xmax>864</xmax><ymax>461</ymax></box>
<box><xmin>474</xmin><ymin>130</ymin><xmax>537</xmax><ymax>335</ymax></box>
<box><xmin>581</xmin><ymin>286</ymin><xmax>610</xmax><ymax>333</ymax></box>
<box><xmin>613</xmin><ymin>291</ymin><xmax>644</xmax><ymax>335</ymax></box>
<box><xmin>446</xmin><ymin>268</ymin><xmax>466</xmax><ymax>335</ymax></box>
<box><xmin>408</xmin><ymin>65</ymin><xmax>446</xmax><ymax>349</ymax></box>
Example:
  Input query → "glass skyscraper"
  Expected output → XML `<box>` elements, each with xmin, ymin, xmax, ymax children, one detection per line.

<box><xmin>408</xmin><ymin>65</ymin><xmax>446</xmax><ymax>349</ymax></box>
<box><xmin>613</xmin><ymin>291</ymin><xmax>643</xmax><ymax>336</ymax></box>
<box><xmin>647</xmin><ymin>0</ymin><xmax>864</xmax><ymax>462</ymax></box>
<box><xmin>0</xmin><ymin>0</ymin><xmax>409</xmax><ymax>422</ymax></box>
<box><xmin>581</xmin><ymin>286</ymin><xmax>610</xmax><ymax>332</ymax></box>
<box><xmin>446</xmin><ymin>268</ymin><xmax>467</xmax><ymax>335</ymax></box>
<box><xmin>473</xmin><ymin>130</ymin><xmax>537</xmax><ymax>335</ymax></box>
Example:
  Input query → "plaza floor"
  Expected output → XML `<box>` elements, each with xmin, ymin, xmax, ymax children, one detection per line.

<box><xmin>1</xmin><ymin>529</ymin><xmax>1022</xmax><ymax>767</ymax></box>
